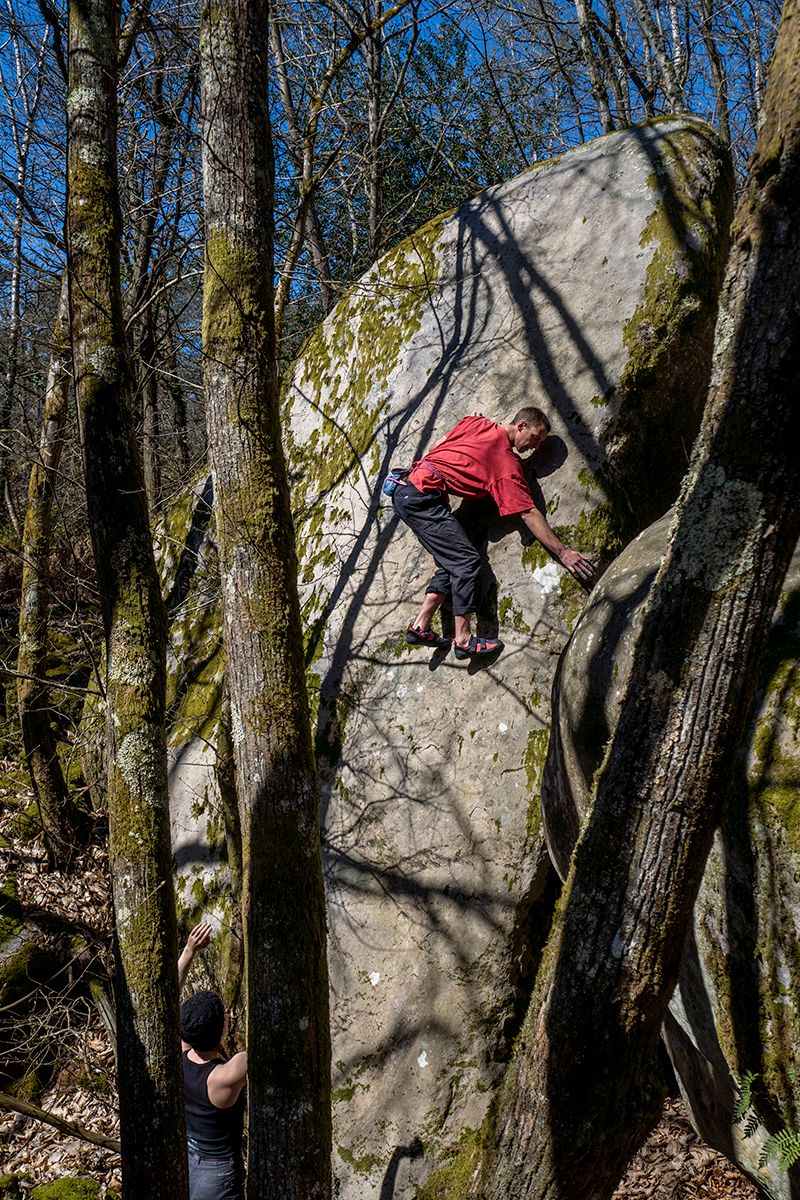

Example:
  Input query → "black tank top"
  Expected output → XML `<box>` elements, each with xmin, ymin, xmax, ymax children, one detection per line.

<box><xmin>183</xmin><ymin>1052</ymin><xmax>245</xmax><ymax>1157</ymax></box>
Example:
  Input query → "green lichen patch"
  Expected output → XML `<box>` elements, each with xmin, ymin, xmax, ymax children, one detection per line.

<box><xmin>286</xmin><ymin>208</ymin><xmax>447</xmax><ymax>517</ymax></box>
<box><xmin>521</xmin><ymin>541</ymin><xmax>550</xmax><ymax>571</ymax></box>
<box><xmin>166</xmin><ymin>640</ymin><xmax>224</xmax><ymax>752</ymax></box>
<box><xmin>524</xmin><ymin>727</ymin><xmax>550</xmax><ymax>839</ymax></box>
<box><xmin>415</xmin><ymin>1122</ymin><xmax>491</xmax><ymax>1200</ymax></box>
<box><xmin>336</xmin><ymin>1144</ymin><xmax>382</xmax><ymax>1175</ymax></box>
<box><xmin>498</xmin><ymin>596</ymin><xmax>530</xmax><ymax>634</ymax></box>
<box><xmin>283</xmin><ymin>209</ymin><xmax>448</xmax><ymax>642</ymax></box>
<box><xmin>558</xmin><ymin>574</ymin><xmax>585</xmax><ymax>632</ymax></box>
<box><xmin>750</xmin><ymin>592</ymin><xmax>800</xmax><ymax>851</ymax></box>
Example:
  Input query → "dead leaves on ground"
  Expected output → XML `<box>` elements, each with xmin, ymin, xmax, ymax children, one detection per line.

<box><xmin>613</xmin><ymin>1098</ymin><xmax>760</xmax><ymax>1200</ymax></box>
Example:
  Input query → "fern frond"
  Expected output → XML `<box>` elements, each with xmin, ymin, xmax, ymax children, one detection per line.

<box><xmin>760</xmin><ymin>1128</ymin><xmax>800</xmax><ymax>1170</ymax></box>
<box><xmin>744</xmin><ymin>1110</ymin><xmax>760</xmax><ymax>1139</ymax></box>
<box><xmin>734</xmin><ymin>1072</ymin><xmax>760</xmax><ymax>1124</ymax></box>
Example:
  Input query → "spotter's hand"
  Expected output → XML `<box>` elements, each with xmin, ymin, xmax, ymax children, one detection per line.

<box><xmin>183</xmin><ymin>921</ymin><xmax>213</xmax><ymax>957</ymax></box>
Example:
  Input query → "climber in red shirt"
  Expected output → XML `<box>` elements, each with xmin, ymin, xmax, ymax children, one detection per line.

<box><xmin>391</xmin><ymin>407</ymin><xmax>594</xmax><ymax>658</ymax></box>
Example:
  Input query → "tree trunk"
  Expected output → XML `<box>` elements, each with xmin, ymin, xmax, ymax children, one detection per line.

<box><xmin>574</xmin><ymin>0</ymin><xmax>615</xmax><ymax>133</ymax></box>
<box><xmin>163</xmin><ymin>315</ymin><xmax>190</xmax><ymax>479</ymax></box>
<box><xmin>139</xmin><ymin>306</ymin><xmax>162</xmax><ymax>512</ymax></box>
<box><xmin>66</xmin><ymin>0</ymin><xmax>187</xmax><ymax>1195</ymax></box>
<box><xmin>421</xmin><ymin>3</ymin><xmax>800</xmax><ymax>1197</ymax></box>
<box><xmin>366</xmin><ymin>0</ymin><xmax>385</xmax><ymax>262</ymax></box>
<box><xmin>630</xmin><ymin>0</ymin><xmax>685</xmax><ymax>112</ymax></box>
<box><xmin>199</xmin><ymin>0</ymin><xmax>332</xmax><ymax>1196</ymax></box>
<box><xmin>0</xmin><ymin>28</ymin><xmax>47</xmax><ymax>538</ymax></box>
<box><xmin>698</xmin><ymin>0</ymin><xmax>731</xmax><ymax>145</ymax></box>
<box><xmin>16</xmin><ymin>273</ymin><xmax>80</xmax><ymax>868</ymax></box>
<box><xmin>270</xmin><ymin>17</ymin><xmax>335</xmax><ymax>314</ymax></box>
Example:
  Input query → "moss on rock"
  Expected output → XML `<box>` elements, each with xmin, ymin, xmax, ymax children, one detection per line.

<box><xmin>283</xmin><ymin>208</ymin><xmax>448</xmax><ymax>628</ymax></box>
<box><xmin>601</xmin><ymin>118</ymin><xmax>734</xmax><ymax>532</ymax></box>
<box><xmin>0</xmin><ymin>1175</ymin><xmax>24</xmax><ymax>1200</ymax></box>
<box><xmin>10</xmin><ymin>800</ymin><xmax>41</xmax><ymax>843</ymax></box>
<box><xmin>30</xmin><ymin>1180</ymin><xmax>101</xmax><ymax>1200</ymax></box>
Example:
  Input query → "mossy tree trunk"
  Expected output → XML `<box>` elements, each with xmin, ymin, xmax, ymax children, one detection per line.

<box><xmin>199</xmin><ymin>1</ymin><xmax>332</xmax><ymax>1198</ymax></box>
<box><xmin>422</xmin><ymin>5</ymin><xmax>800</xmax><ymax>1199</ymax></box>
<box><xmin>17</xmin><ymin>273</ymin><xmax>81</xmax><ymax>869</ymax></box>
<box><xmin>66</xmin><ymin>0</ymin><xmax>187</xmax><ymax>1196</ymax></box>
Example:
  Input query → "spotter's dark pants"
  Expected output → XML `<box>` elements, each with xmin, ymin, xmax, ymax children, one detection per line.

<box><xmin>392</xmin><ymin>482</ymin><xmax>487</xmax><ymax>615</ymax></box>
<box><xmin>187</xmin><ymin>1146</ymin><xmax>244</xmax><ymax>1200</ymax></box>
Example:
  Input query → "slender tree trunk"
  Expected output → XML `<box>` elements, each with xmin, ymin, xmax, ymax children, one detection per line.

<box><xmin>630</xmin><ymin>0</ymin><xmax>684</xmax><ymax>111</ymax></box>
<box><xmin>666</xmin><ymin>0</ymin><xmax>686</xmax><ymax>85</ymax></box>
<box><xmin>199</xmin><ymin>0</ymin><xmax>332</xmax><ymax>1196</ymax></box>
<box><xmin>1</xmin><ymin>195</ymin><xmax>24</xmax><ymax>536</ymax></box>
<box><xmin>0</xmin><ymin>21</ymin><xmax>48</xmax><ymax>535</ymax></box>
<box><xmin>422</xmin><ymin>4</ymin><xmax>800</xmax><ymax>1197</ymax></box>
<box><xmin>0</xmin><ymin>143</ymin><xmax>30</xmax><ymax>537</ymax></box>
<box><xmin>66</xmin><ymin>0</ymin><xmax>187</xmax><ymax>1195</ymax></box>
<box><xmin>17</xmin><ymin>273</ymin><xmax>80</xmax><ymax>868</ymax></box>
<box><xmin>139</xmin><ymin>306</ymin><xmax>162</xmax><ymax>511</ymax></box>
<box><xmin>163</xmin><ymin>315</ymin><xmax>190</xmax><ymax>479</ymax></box>
<box><xmin>698</xmin><ymin>0</ymin><xmax>731</xmax><ymax>144</ymax></box>
<box><xmin>604</xmin><ymin>0</ymin><xmax>656</xmax><ymax>116</ymax></box>
<box><xmin>215</xmin><ymin>688</ymin><xmax>244</xmax><ymax>1021</ymax></box>
<box><xmin>574</xmin><ymin>0</ymin><xmax>614</xmax><ymax>133</ymax></box>
<box><xmin>366</xmin><ymin>0</ymin><xmax>384</xmax><ymax>262</ymax></box>
<box><xmin>270</xmin><ymin>18</ymin><xmax>334</xmax><ymax>313</ymax></box>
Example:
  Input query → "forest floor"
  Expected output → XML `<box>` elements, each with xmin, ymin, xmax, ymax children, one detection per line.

<box><xmin>1</xmin><ymin>786</ymin><xmax>761</xmax><ymax>1199</ymax></box>
<box><xmin>612</xmin><ymin>1099</ymin><xmax>759</xmax><ymax>1199</ymax></box>
<box><xmin>0</xmin><ymin>1086</ymin><xmax>764</xmax><ymax>1197</ymax></box>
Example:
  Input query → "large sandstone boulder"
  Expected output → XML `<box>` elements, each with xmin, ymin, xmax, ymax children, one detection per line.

<box><xmin>153</xmin><ymin>118</ymin><xmax>732</xmax><ymax>1198</ymax></box>
<box><xmin>543</xmin><ymin>511</ymin><xmax>800</xmax><ymax>1199</ymax></box>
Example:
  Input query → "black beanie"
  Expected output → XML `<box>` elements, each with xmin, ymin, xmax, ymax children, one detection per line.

<box><xmin>180</xmin><ymin>990</ymin><xmax>225</xmax><ymax>1051</ymax></box>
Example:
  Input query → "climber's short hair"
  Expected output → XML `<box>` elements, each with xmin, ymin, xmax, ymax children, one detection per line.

<box><xmin>512</xmin><ymin>406</ymin><xmax>551</xmax><ymax>435</ymax></box>
<box><xmin>180</xmin><ymin>989</ymin><xmax>225</xmax><ymax>1051</ymax></box>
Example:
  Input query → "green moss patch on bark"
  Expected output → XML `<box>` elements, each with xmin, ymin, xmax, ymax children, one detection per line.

<box><xmin>202</xmin><ymin>231</ymin><xmax>273</xmax><ymax>360</ymax></box>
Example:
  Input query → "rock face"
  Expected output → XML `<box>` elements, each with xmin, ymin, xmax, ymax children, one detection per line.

<box><xmin>155</xmin><ymin>118</ymin><xmax>732</xmax><ymax>1198</ymax></box>
<box><xmin>543</xmin><ymin>512</ymin><xmax>800</xmax><ymax>1200</ymax></box>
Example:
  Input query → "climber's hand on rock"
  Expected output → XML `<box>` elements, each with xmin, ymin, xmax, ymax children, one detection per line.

<box><xmin>560</xmin><ymin>548</ymin><xmax>595</xmax><ymax>582</ymax></box>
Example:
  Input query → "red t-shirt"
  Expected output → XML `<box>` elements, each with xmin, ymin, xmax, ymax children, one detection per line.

<box><xmin>408</xmin><ymin>415</ymin><xmax>535</xmax><ymax>517</ymax></box>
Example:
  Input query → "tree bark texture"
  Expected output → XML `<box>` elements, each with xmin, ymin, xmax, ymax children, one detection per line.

<box><xmin>16</xmin><ymin>273</ymin><xmax>80</xmax><ymax>868</ymax></box>
<box><xmin>0</xmin><ymin>30</ymin><xmax>47</xmax><ymax>536</ymax></box>
<box><xmin>630</xmin><ymin>0</ymin><xmax>685</xmax><ymax>112</ymax></box>
<box><xmin>573</xmin><ymin>0</ymin><xmax>615</xmax><ymax>133</ymax></box>
<box><xmin>366</xmin><ymin>0</ymin><xmax>385</xmax><ymax>262</ymax></box>
<box><xmin>66</xmin><ymin>1</ymin><xmax>187</xmax><ymax>1195</ymax></box>
<box><xmin>698</xmin><ymin>0</ymin><xmax>731</xmax><ymax>145</ymax></box>
<box><xmin>421</xmin><ymin>3</ymin><xmax>800</xmax><ymax>1197</ymax></box>
<box><xmin>199</xmin><ymin>0</ymin><xmax>332</xmax><ymax>1197</ymax></box>
<box><xmin>139</xmin><ymin>306</ymin><xmax>162</xmax><ymax>511</ymax></box>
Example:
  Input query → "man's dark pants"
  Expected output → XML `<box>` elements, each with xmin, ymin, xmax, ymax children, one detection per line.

<box><xmin>187</xmin><ymin>1146</ymin><xmax>244</xmax><ymax>1200</ymax></box>
<box><xmin>392</xmin><ymin>481</ymin><xmax>483</xmax><ymax>615</ymax></box>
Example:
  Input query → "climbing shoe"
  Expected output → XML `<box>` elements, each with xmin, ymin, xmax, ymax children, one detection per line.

<box><xmin>407</xmin><ymin>626</ymin><xmax>451</xmax><ymax>649</ymax></box>
<box><xmin>453</xmin><ymin>635</ymin><xmax>504</xmax><ymax>660</ymax></box>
